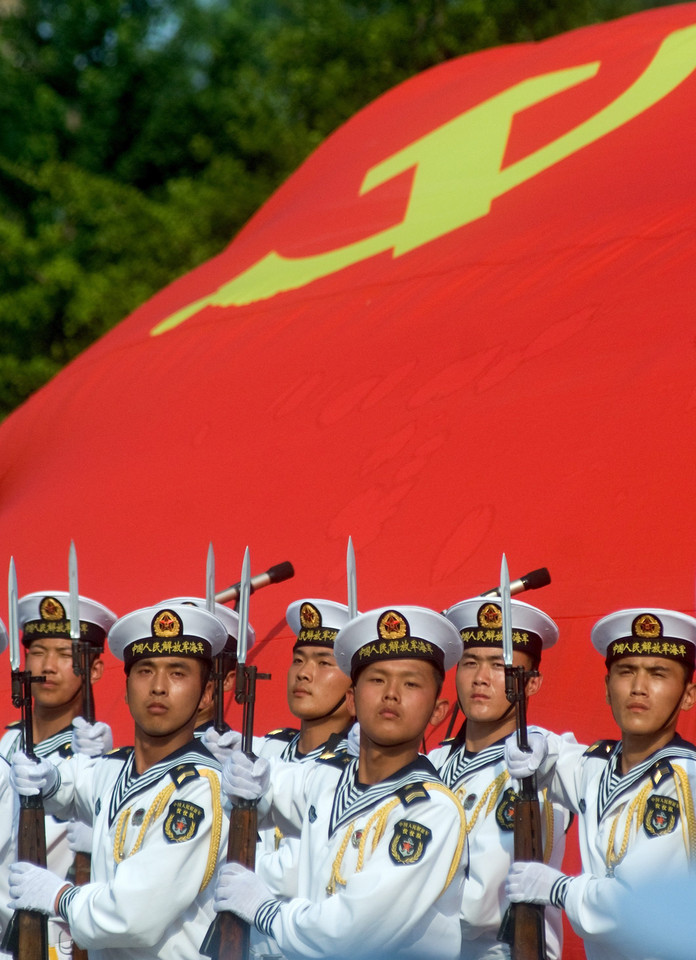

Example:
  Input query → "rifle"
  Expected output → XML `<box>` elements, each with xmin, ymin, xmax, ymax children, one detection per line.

<box><xmin>68</xmin><ymin>543</ymin><xmax>94</xmax><ymax>960</ymax></box>
<box><xmin>498</xmin><ymin>555</ymin><xmax>547</xmax><ymax>960</ymax></box>
<box><xmin>3</xmin><ymin>558</ymin><xmax>48</xmax><ymax>960</ymax></box>
<box><xmin>202</xmin><ymin>547</ymin><xmax>270</xmax><ymax>960</ymax></box>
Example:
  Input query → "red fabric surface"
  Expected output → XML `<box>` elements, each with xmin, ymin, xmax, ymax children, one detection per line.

<box><xmin>3</xmin><ymin>6</ymin><xmax>696</xmax><ymax>954</ymax></box>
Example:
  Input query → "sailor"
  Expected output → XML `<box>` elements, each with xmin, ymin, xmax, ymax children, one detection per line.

<box><xmin>156</xmin><ymin>596</ymin><xmax>255</xmax><ymax>737</ymax></box>
<box><xmin>0</xmin><ymin>591</ymin><xmax>116</xmax><ymax>960</ymax></box>
<box><xmin>214</xmin><ymin>605</ymin><xmax>468</xmax><ymax>960</ymax></box>
<box><xmin>505</xmin><ymin>607</ymin><xmax>696</xmax><ymax>960</ymax></box>
<box><xmin>7</xmin><ymin>602</ymin><xmax>230</xmax><ymax>960</ymax></box>
<box><xmin>245</xmin><ymin>599</ymin><xmax>357</xmax><ymax>958</ymax></box>
<box><xmin>429</xmin><ymin>596</ymin><xmax>570</xmax><ymax>960</ymax></box>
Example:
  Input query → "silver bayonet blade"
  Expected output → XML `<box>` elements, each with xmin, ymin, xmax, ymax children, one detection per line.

<box><xmin>236</xmin><ymin>547</ymin><xmax>251</xmax><ymax>665</ymax></box>
<box><xmin>8</xmin><ymin>558</ymin><xmax>19</xmax><ymax>671</ymax></box>
<box><xmin>206</xmin><ymin>542</ymin><xmax>216</xmax><ymax>614</ymax></box>
<box><xmin>500</xmin><ymin>553</ymin><xmax>513</xmax><ymax>667</ymax></box>
<box><xmin>69</xmin><ymin>540</ymin><xmax>80</xmax><ymax>641</ymax></box>
<box><xmin>347</xmin><ymin>536</ymin><xmax>358</xmax><ymax>619</ymax></box>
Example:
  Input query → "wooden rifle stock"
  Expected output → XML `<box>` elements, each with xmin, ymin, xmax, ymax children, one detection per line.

<box><xmin>202</xmin><ymin>661</ymin><xmax>269</xmax><ymax>960</ymax></box>
<box><xmin>3</xmin><ymin>671</ymin><xmax>49</xmax><ymax>960</ymax></box>
<box><xmin>70</xmin><ymin>640</ymin><xmax>98</xmax><ymax>960</ymax></box>
<box><xmin>509</xmin><ymin>777</ymin><xmax>547</xmax><ymax>960</ymax></box>
<box><xmin>498</xmin><ymin>665</ymin><xmax>547</xmax><ymax>960</ymax></box>
<box><xmin>16</xmin><ymin>794</ymin><xmax>49</xmax><ymax>960</ymax></box>
<box><xmin>213</xmin><ymin>798</ymin><xmax>258</xmax><ymax>959</ymax></box>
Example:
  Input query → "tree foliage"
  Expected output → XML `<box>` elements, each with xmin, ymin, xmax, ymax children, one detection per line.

<box><xmin>0</xmin><ymin>0</ymin><xmax>679</xmax><ymax>417</ymax></box>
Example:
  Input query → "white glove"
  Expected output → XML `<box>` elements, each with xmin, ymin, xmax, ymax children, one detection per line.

<box><xmin>66</xmin><ymin>820</ymin><xmax>93</xmax><ymax>854</ymax></box>
<box><xmin>201</xmin><ymin>727</ymin><xmax>242</xmax><ymax>764</ymax></box>
<box><xmin>504</xmin><ymin>731</ymin><xmax>548</xmax><ymax>781</ymax></box>
<box><xmin>221</xmin><ymin>751</ymin><xmax>270</xmax><ymax>804</ymax></box>
<box><xmin>10</xmin><ymin>751</ymin><xmax>59</xmax><ymax>797</ymax></box>
<box><xmin>8</xmin><ymin>862</ymin><xmax>72</xmax><ymax>915</ymax></box>
<box><xmin>213</xmin><ymin>862</ymin><xmax>276</xmax><ymax>924</ymax></box>
<box><xmin>71</xmin><ymin>717</ymin><xmax>113</xmax><ymax>757</ymax></box>
<box><xmin>346</xmin><ymin>723</ymin><xmax>360</xmax><ymax>758</ymax></box>
<box><xmin>505</xmin><ymin>861</ymin><xmax>567</xmax><ymax>906</ymax></box>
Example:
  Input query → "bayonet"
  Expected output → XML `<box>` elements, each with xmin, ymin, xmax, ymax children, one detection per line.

<box><xmin>8</xmin><ymin>558</ymin><xmax>19</xmax><ymax>673</ymax></box>
<box><xmin>347</xmin><ymin>537</ymin><xmax>358</xmax><ymax>620</ymax></box>
<box><xmin>501</xmin><ymin>553</ymin><xmax>513</xmax><ymax>669</ymax></box>
<box><xmin>206</xmin><ymin>542</ymin><xmax>216</xmax><ymax>614</ymax></box>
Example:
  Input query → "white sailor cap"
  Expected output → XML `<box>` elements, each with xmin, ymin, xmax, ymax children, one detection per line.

<box><xmin>334</xmin><ymin>605</ymin><xmax>462</xmax><ymax>680</ymax></box>
<box><xmin>159</xmin><ymin>597</ymin><xmax>255</xmax><ymax>659</ymax></box>
<box><xmin>0</xmin><ymin>617</ymin><xmax>7</xmax><ymax>655</ymax></box>
<box><xmin>444</xmin><ymin>596</ymin><xmax>558</xmax><ymax>665</ymax></box>
<box><xmin>108</xmin><ymin>603</ymin><xmax>227</xmax><ymax>671</ymax></box>
<box><xmin>592</xmin><ymin>608</ymin><xmax>696</xmax><ymax>670</ymax></box>
<box><xmin>18</xmin><ymin>593</ymin><xmax>117</xmax><ymax>649</ymax></box>
<box><xmin>287</xmin><ymin>599</ymin><xmax>355</xmax><ymax>651</ymax></box>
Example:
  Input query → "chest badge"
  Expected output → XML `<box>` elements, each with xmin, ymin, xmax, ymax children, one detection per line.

<box><xmin>131</xmin><ymin>808</ymin><xmax>146</xmax><ymax>827</ymax></box>
<box><xmin>163</xmin><ymin>800</ymin><xmax>204</xmax><ymax>843</ymax></box>
<box><xmin>389</xmin><ymin>819</ymin><xmax>432</xmax><ymax>865</ymax></box>
<box><xmin>643</xmin><ymin>795</ymin><xmax>679</xmax><ymax>837</ymax></box>
<box><xmin>495</xmin><ymin>788</ymin><xmax>517</xmax><ymax>832</ymax></box>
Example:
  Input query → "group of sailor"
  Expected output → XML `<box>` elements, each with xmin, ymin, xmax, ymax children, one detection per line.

<box><xmin>1</xmin><ymin>577</ymin><xmax>695</xmax><ymax>960</ymax></box>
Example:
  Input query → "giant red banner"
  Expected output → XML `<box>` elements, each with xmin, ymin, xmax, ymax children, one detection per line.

<box><xmin>2</xmin><ymin>7</ymin><xmax>696</xmax><ymax>952</ymax></box>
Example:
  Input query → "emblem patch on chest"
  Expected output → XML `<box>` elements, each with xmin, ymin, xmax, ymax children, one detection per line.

<box><xmin>163</xmin><ymin>800</ymin><xmax>204</xmax><ymax>843</ymax></box>
<box><xmin>495</xmin><ymin>788</ymin><xmax>517</xmax><ymax>831</ymax></box>
<box><xmin>643</xmin><ymin>795</ymin><xmax>680</xmax><ymax>837</ymax></box>
<box><xmin>388</xmin><ymin>819</ymin><xmax>432</xmax><ymax>865</ymax></box>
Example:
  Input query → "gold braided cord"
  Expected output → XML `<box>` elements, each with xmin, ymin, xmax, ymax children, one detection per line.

<box><xmin>357</xmin><ymin>798</ymin><xmax>402</xmax><ymax>869</ymax></box>
<box><xmin>327</xmin><ymin>786</ymin><xmax>466</xmax><ymax>897</ymax></box>
<box><xmin>542</xmin><ymin>788</ymin><xmax>555</xmax><ymax>864</ymax></box>
<box><xmin>198</xmin><ymin>769</ymin><xmax>223</xmax><ymax>892</ymax></box>
<box><xmin>456</xmin><ymin>770</ymin><xmax>507</xmax><ymax>837</ymax></box>
<box><xmin>671</xmin><ymin>764</ymin><xmax>696</xmax><ymax>866</ymax></box>
<box><xmin>606</xmin><ymin>770</ymin><xmax>696</xmax><ymax>876</ymax></box>
<box><xmin>605</xmin><ymin>781</ymin><xmax>657</xmax><ymax>876</ymax></box>
<box><xmin>326</xmin><ymin>820</ymin><xmax>356</xmax><ymax>895</ymax></box>
<box><xmin>424</xmin><ymin>783</ymin><xmax>467</xmax><ymax>895</ymax></box>
<box><xmin>113</xmin><ymin>782</ymin><xmax>176</xmax><ymax>864</ymax></box>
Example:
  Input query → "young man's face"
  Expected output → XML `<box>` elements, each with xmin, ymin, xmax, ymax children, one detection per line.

<box><xmin>347</xmin><ymin>658</ymin><xmax>447</xmax><ymax>749</ymax></box>
<box><xmin>455</xmin><ymin>647</ymin><xmax>540</xmax><ymax>724</ymax></box>
<box><xmin>605</xmin><ymin>656</ymin><xmax>696</xmax><ymax>738</ymax></box>
<box><xmin>286</xmin><ymin>646</ymin><xmax>352</xmax><ymax>722</ymax></box>
<box><xmin>126</xmin><ymin>657</ymin><xmax>211</xmax><ymax>739</ymax></box>
<box><xmin>25</xmin><ymin>636</ymin><xmax>103</xmax><ymax>711</ymax></box>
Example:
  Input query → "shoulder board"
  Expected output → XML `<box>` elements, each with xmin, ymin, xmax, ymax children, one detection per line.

<box><xmin>265</xmin><ymin>727</ymin><xmax>300</xmax><ymax>742</ymax></box>
<box><xmin>651</xmin><ymin>758</ymin><xmax>674</xmax><ymax>788</ymax></box>
<box><xmin>438</xmin><ymin>736</ymin><xmax>456</xmax><ymax>747</ymax></box>
<box><xmin>5</xmin><ymin>720</ymin><xmax>21</xmax><ymax>731</ymax></box>
<box><xmin>583</xmin><ymin>739</ymin><xmax>617</xmax><ymax>759</ymax></box>
<box><xmin>317</xmin><ymin>752</ymin><xmax>353</xmax><ymax>769</ymax></box>
<box><xmin>106</xmin><ymin>747</ymin><xmax>134</xmax><ymax>760</ymax></box>
<box><xmin>169</xmin><ymin>762</ymin><xmax>201</xmax><ymax>788</ymax></box>
<box><xmin>396</xmin><ymin>783</ymin><xmax>430</xmax><ymax>806</ymax></box>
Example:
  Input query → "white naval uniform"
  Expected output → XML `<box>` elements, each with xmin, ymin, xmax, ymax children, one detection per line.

<box><xmin>0</xmin><ymin>723</ymin><xmax>76</xmax><ymax>960</ymax></box>
<box><xmin>0</xmin><ymin>757</ymin><xmax>18</xmax><ymax>955</ymax></box>
<box><xmin>429</xmin><ymin>725</ymin><xmax>568</xmax><ymax>960</ymax></box>
<box><xmin>253</xmin><ymin>728</ymin><xmax>353</xmax><ymax>959</ymax></box>
<box><xmin>43</xmin><ymin>738</ymin><xmax>228</xmax><ymax>960</ymax></box>
<box><xmin>540</xmin><ymin>732</ymin><xmax>696</xmax><ymax>960</ymax></box>
<box><xmin>252</xmin><ymin>752</ymin><xmax>467</xmax><ymax>960</ymax></box>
